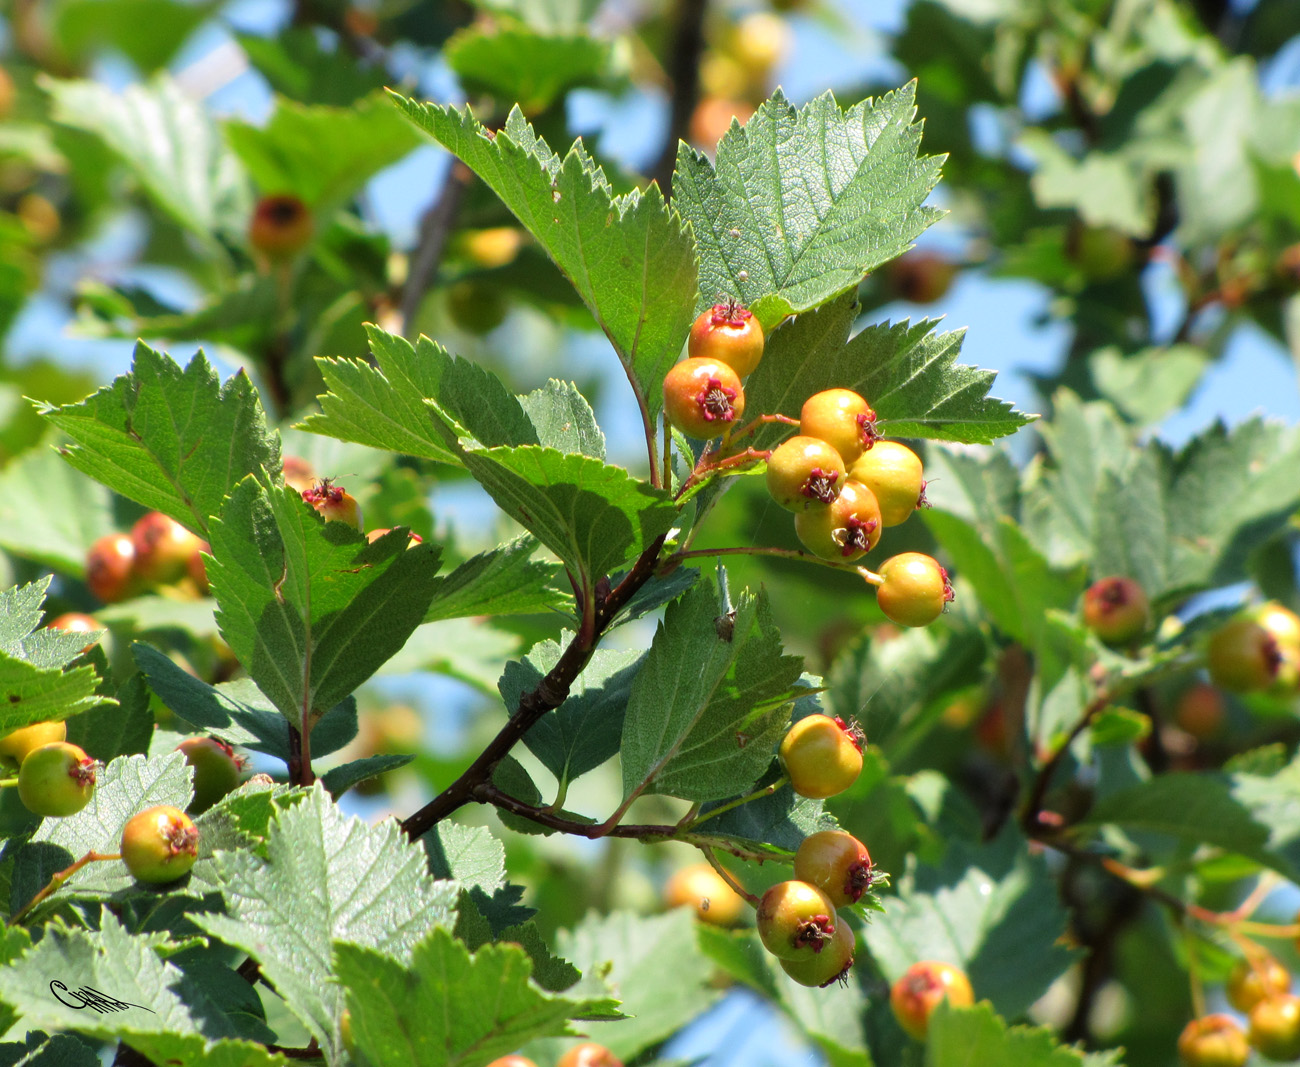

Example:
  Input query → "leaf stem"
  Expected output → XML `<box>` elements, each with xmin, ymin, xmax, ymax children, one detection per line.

<box><xmin>701</xmin><ymin>845</ymin><xmax>759</xmax><ymax>907</ymax></box>
<box><xmin>0</xmin><ymin>777</ymin><xmax>17</xmax><ymax>788</ymax></box>
<box><xmin>684</xmin><ymin>777</ymin><xmax>788</xmax><ymax>831</ymax></box>
<box><xmin>9</xmin><ymin>850</ymin><xmax>120</xmax><ymax>926</ymax></box>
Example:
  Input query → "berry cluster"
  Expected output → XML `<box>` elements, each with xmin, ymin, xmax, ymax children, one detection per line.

<box><xmin>664</xmin><ymin>302</ymin><xmax>954</xmax><ymax>628</ymax></box>
<box><xmin>485</xmin><ymin>1043</ymin><xmax>623</xmax><ymax>1067</ymax></box>
<box><xmin>84</xmin><ymin>511</ymin><xmax>209</xmax><ymax>604</ymax></box>
<box><xmin>1180</xmin><ymin>949</ymin><xmax>1300</xmax><ymax>1066</ymax></box>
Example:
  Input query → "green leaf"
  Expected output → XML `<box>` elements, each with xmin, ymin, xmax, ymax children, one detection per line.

<box><xmin>337</xmin><ymin>926</ymin><xmax>618</xmax><ymax>1067</ymax></box>
<box><xmin>424</xmin><ymin>821</ymin><xmax>506</xmax><ymax>896</ymax></box>
<box><xmin>225</xmin><ymin>93</ymin><xmax>421</xmax><ymax>212</ymax></box>
<box><xmin>619</xmin><ymin>575</ymin><xmax>801</xmax><ymax>803</ymax></box>
<box><xmin>43</xmin><ymin>74</ymin><xmax>251</xmax><ymax>248</ymax></box>
<box><xmin>446</xmin><ymin>26</ymin><xmax>613</xmax><ymax>113</ymax></box>
<box><xmin>450</xmin><ymin>443</ymin><xmax>675</xmax><ymax>589</ymax></box>
<box><xmin>468</xmin><ymin>0</ymin><xmax>603</xmax><ymax>32</ymax></box>
<box><xmin>553</xmin><ymin>909</ymin><xmax>719</xmax><ymax>1059</ymax></box>
<box><xmin>743</xmin><ymin>298</ymin><xmax>1034</xmax><ymax>450</ymax></box>
<box><xmin>389</xmin><ymin>94</ymin><xmax>698</xmax><ymax>424</ymax></box>
<box><xmin>499</xmin><ymin>640</ymin><xmax>644</xmax><ymax>784</ymax></box>
<box><xmin>320</xmin><ymin>754</ymin><xmax>413</xmax><ymax>796</ymax></box>
<box><xmin>236</xmin><ymin>28</ymin><xmax>389</xmax><ymax>107</ymax></box>
<box><xmin>66</xmin><ymin>671</ymin><xmax>154</xmax><ymax>762</ymax></box>
<box><xmin>863</xmin><ymin>830</ymin><xmax>1077</xmax><ymax>1019</ymax></box>
<box><xmin>518</xmin><ymin>379</ymin><xmax>605</xmax><ymax>459</ymax></box>
<box><xmin>0</xmin><ymin>441</ymin><xmax>115</xmax><ymax>573</ymax></box>
<box><xmin>0</xmin><ymin>911</ymin><xmax>291</xmax><ymax>1066</ymax></box>
<box><xmin>673</xmin><ymin>84</ymin><xmax>943</xmax><ymax>328</ymax></box>
<box><xmin>193</xmin><ymin>785</ymin><xmax>459</xmax><ymax>1059</ymax></box>
<box><xmin>424</xmin><ymin>536</ymin><xmax>567</xmax><ymax>623</ymax></box>
<box><xmin>52</xmin><ymin>0</ymin><xmax>219</xmax><ymax>73</ymax></box>
<box><xmin>40</xmin><ymin>344</ymin><xmax>281</xmax><ymax>539</ymax></box>
<box><xmin>1088</xmin><ymin>345</ymin><xmax>1208</xmax><ymax>424</ymax></box>
<box><xmin>206</xmin><ymin>478</ymin><xmax>442</xmax><ymax>729</ymax></box>
<box><xmin>926</xmin><ymin>1001</ymin><xmax>1105</xmax><ymax>1067</ymax></box>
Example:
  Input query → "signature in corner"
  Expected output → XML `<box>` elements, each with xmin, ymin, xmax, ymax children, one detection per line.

<box><xmin>50</xmin><ymin>980</ymin><xmax>155</xmax><ymax>1014</ymax></box>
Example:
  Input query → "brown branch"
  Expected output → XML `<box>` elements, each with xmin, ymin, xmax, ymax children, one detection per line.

<box><xmin>400</xmin><ymin>162</ymin><xmax>473</xmax><ymax>337</ymax></box>
<box><xmin>401</xmin><ymin>534</ymin><xmax>669</xmax><ymax>841</ymax></box>
<box><xmin>651</xmin><ymin>0</ymin><xmax>709</xmax><ymax>190</ymax></box>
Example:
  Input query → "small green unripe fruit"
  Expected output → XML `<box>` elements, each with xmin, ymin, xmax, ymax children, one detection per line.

<box><xmin>177</xmin><ymin>737</ymin><xmax>243</xmax><ymax>813</ymax></box>
<box><xmin>766</xmin><ymin>436</ymin><xmax>846</xmax><ymax>511</ymax></box>
<box><xmin>447</xmin><ymin>279</ymin><xmax>508</xmax><ymax>335</ymax></box>
<box><xmin>848</xmin><ymin>440</ymin><xmax>925</xmax><ymax>527</ymax></box>
<box><xmin>794</xmin><ymin>830</ymin><xmax>873</xmax><ymax>907</ymax></box>
<box><xmin>876</xmin><ymin>553</ymin><xmax>953</xmax><ymax>627</ymax></box>
<box><xmin>688</xmin><ymin>301</ymin><xmax>765</xmax><ymax>377</ymax></box>
<box><xmin>779</xmin><ymin>919</ymin><xmax>855</xmax><ymax>987</ymax></box>
<box><xmin>780</xmin><ymin>714</ymin><xmax>863</xmax><ymax>799</ymax></box>
<box><xmin>120</xmin><ymin>804</ymin><xmax>200</xmax><ymax>884</ymax></box>
<box><xmin>1249</xmin><ymin>993</ymin><xmax>1300</xmax><ymax>1061</ymax></box>
<box><xmin>1177</xmin><ymin>1014</ymin><xmax>1249</xmax><ymax>1067</ymax></box>
<box><xmin>0</xmin><ymin>720</ymin><xmax>67</xmax><ymax>767</ymax></box>
<box><xmin>17</xmin><ymin>742</ymin><xmax>97</xmax><ymax>817</ymax></box>
<box><xmin>890</xmin><ymin>961</ymin><xmax>974</xmax><ymax>1040</ymax></box>
<box><xmin>1207</xmin><ymin>616</ymin><xmax>1283</xmax><ymax>692</ymax></box>
<box><xmin>1082</xmin><ymin>576</ymin><xmax>1149</xmax><ymax>646</ymax></box>
<box><xmin>1227</xmin><ymin>954</ymin><xmax>1290</xmax><ymax>1013</ymax></box>
<box><xmin>663</xmin><ymin>357</ymin><xmax>745</xmax><ymax>439</ymax></box>
<box><xmin>756</xmin><ymin>879</ymin><xmax>839</xmax><ymax>962</ymax></box>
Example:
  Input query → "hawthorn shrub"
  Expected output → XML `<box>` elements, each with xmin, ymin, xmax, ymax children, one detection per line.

<box><xmin>0</xmin><ymin>3</ymin><xmax>1299</xmax><ymax>1067</ymax></box>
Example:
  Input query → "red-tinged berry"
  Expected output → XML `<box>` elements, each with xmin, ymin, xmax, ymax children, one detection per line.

<box><xmin>766</xmin><ymin>436</ymin><xmax>846</xmax><ymax>511</ymax></box>
<box><xmin>663</xmin><ymin>357</ymin><xmax>745</xmax><ymax>439</ymax></box>
<box><xmin>1177</xmin><ymin>1014</ymin><xmax>1249</xmax><ymax>1067</ymax></box>
<box><xmin>46</xmin><ymin>612</ymin><xmax>103</xmax><ymax>654</ymax></box>
<box><xmin>890</xmin><ymin>961</ymin><xmax>975</xmax><ymax>1040</ymax></box>
<box><xmin>187</xmin><ymin>543</ymin><xmax>211</xmax><ymax>595</ymax></box>
<box><xmin>556</xmin><ymin>1043</ymin><xmax>623</xmax><ymax>1067</ymax></box>
<box><xmin>688</xmin><ymin>301</ymin><xmax>765</xmax><ymax>377</ymax></box>
<box><xmin>177</xmin><ymin>737</ymin><xmax>244</xmax><ymax>814</ymax></box>
<box><xmin>17</xmin><ymin>741</ymin><xmax>96</xmax><ymax>817</ymax></box>
<box><xmin>794</xmin><ymin>830</ymin><xmax>873</xmax><ymax>908</ymax></box>
<box><xmin>249</xmin><ymin>194</ymin><xmax>313</xmax><ymax>259</ymax></box>
<box><xmin>756</xmin><ymin>880</ymin><xmax>839</xmax><ymax>962</ymax></box>
<box><xmin>799</xmin><ymin>389</ymin><xmax>878</xmax><ymax>466</ymax></box>
<box><xmin>888</xmin><ymin>251</ymin><xmax>957</xmax><ymax>304</ymax></box>
<box><xmin>1227</xmin><ymin>954</ymin><xmax>1291</xmax><ymax>1013</ymax></box>
<box><xmin>779</xmin><ymin>919</ymin><xmax>855</xmax><ymax>987</ymax></box>
<box><xmin>780</xmin><ymin>714</ymin><xmax>863</xmax><ymax>799</ymax></box>
<box><xmin>0</xmin><ymin>721</ymin><xmax>67</xmax><ymax>767</ymax></box>
<box><xmin>1207</xmin><ymin>616</ymin><xmax>1283</xmax><ymax>692</ymax></box>
<box><xmin>282</xmin><ymin>455</ymin><xmax>316</xmax><ymax>493</ymax></box>
<box><xmin>876</xmin><ymin>553</ymin><xmax>953</xmax><ymax>628</ymax></box>
<box><xmin>86</xmin><ymin>533</ymin><xmax>138</xmax><ymax>603</ymax></box>
<box><xmin>303</xmin><ymin>479</ymin><xmax>363</xmax><ymax>530</ymax></box>
<box><xmin>1174</xmin><ymin>682</ymin><xmax>1225</xmax><ymax>739</ymax></box>
<box><xmin>1082</xmin><ymin>576</ymin><xmax>1149</xmax><ymax>646</ymax></box>
<box><xmin>365</xmin><ymin>527</ymin><xmax>424</xmax><ymax>546</ymax></box>
<box><xmin>130</xmin><ymin>512</ymin><xmax>205</xmax><ymax>586</ymax></box>
<box><xmin>663</xmin><ymin>862</ymin><xmax>745</xmax><ymax>926</ymax></box>
<box><xmin>848</xmin><ymin>440</ymin><xmax>925</xmax><ymax>527</ymax></box>
<box><xmin>485</xmin><ymin>1058</ymin><xmax>538</xmax><ymax>1067</ymax></box>
<box><xmin>794</xmin><ymin>479</ymin><xmax>882</xmax><ymax>561</ymax></box>
<box><xmin>1249</xmin><ymin>993</ymin><xmax>1300</xmax><ymax>1061</ymax></box>
<box><xmin>120</xmin><ymin>804</ymin><xmax>200</xmax><ymax>884</ymax></box>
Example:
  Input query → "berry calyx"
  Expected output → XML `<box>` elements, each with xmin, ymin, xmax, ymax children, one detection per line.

<box><xmin>779</xmin><ymin>918</ymin><xmax>855</xmax><ymax>987</ymax></box>
<box><xmin>663</xmin><ymin>862</ymin><xmax>745</xmax><ymax>926</ymax></box>
<box><xmin>794</xmin><ymin>479</ymin><xmax>882</xmax><ymax>561</ymax></box>
<box><xmin>1227</xmin><ymin>953</ymin><xmax>1291</xmax><ymax>1013</ymax></box>
<box><xmin>1207</xmin><ymin>616</ymin><xmax>1283</xmax><ymax>692</ymax></box>
<box><xmin>756</xmin><ymin>880</ymin><xmax>839</xmax><ymax>961</ymax></box>
<box><xmin>249</xmin><ymin>194</ymin><xmax>313</xmax><ymax>259</ymax></box>
<box><xmin>130</xmin><ymin>511</ymin><xmax>205</xmax><ymax>586</ymax></box>
<box><xmin>1177</xmin><ymin>1014</ymin><xmax>1249</xmax><ymax>1067</ymax></box>
<box><xmin>177</xmin><ymin>737</ymin><xmax>244</xmax><ymax>814</ymax></box>
<box><xmin>848</xmin><ymin>440</ymin><xmax>925</xmax><ymax>527</ymax></box>
<box><xmin>890</xmin><ymin>961</ymin><xmax>975</xmax><ymax>1040</ymax></box>
<box><xmin>0</xmin><ymin>720</ymin><xmax>67</xmax><ymax>768</ymax></box>
<box><xmin>663</xmin><ymin>357</ymin><xmax>745</xmax><ymax>439</ymax></box>
<box><xmin>875</xmin><ymin>553</ymin><xmax>953</xmax><ymax>628</ymax></box>
<box><xmin>688</xmin><ymin>301</ymin><xmax>765</xmax><ymax>377</ymax></box>
<box><xmin>799</xmin><ymin>389</ymin><xmax>878</xmax><ymax>466</ymax></box>
<box><xmin>779</xmin><ymin>714</ymin><xmax>863</xmax><ymax>799</ymax></box>
<box><xmin>1082</xmin><ymin>576</ymin><xmax>1150</xmax><ymax>646</ymax></box>
<box><xmin>794</xmin><ymin>830</ymin><xmax>873</xmax><ymax>907</ymax></box>
<box><xmin>17</xmin><ymin>741</ymin><xmax>97</xmax><ymax>818</ymax></box>
<box><xmin>555</xmin><ymin>1043</ymin><xmax>623</xmax><ymax>1067</ymax></box>
<box><xmin>85</xmin><ymin>532</ymin><xmax>139</xmax><ymax>603</ymax></box>
<box><xmin>302</xmin><ymin>479</ymin><xmax>363</xmax><ymax>530</ymax></box>
<box><xmin>765</xmin><ymin>436</ymin><xmax>846</xmax><ymax>511</ymax></box>
<box><xmin>1249</xmin><ymin>993</ymin><xmax>1300</xmax><ymax>1061</ymax></box>
<box><xmin>120</xmin><ymin>804</ymin><xmax>200</xmax><ymax>884</ymax></box>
